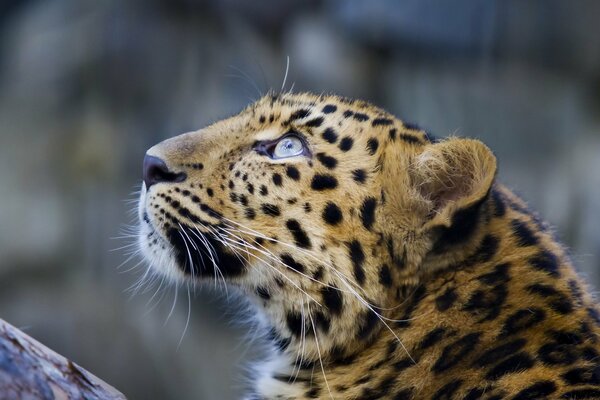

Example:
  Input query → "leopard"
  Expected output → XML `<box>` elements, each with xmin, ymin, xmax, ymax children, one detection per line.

<box><xmin>137</xmin><ymin>92</ymin><xmax>600</xmax><ymax>399</ymax></box>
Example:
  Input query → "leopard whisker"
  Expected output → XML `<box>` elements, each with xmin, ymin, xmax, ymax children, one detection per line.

<box><xmin>307</xmin><ymin>303</ymin><xmax>333</xmax><ymax>400</ymax></box>
<box><xmin>210</xmin><ymin>235</ymin><xmax>321</xmax><ymax>305</ymax></box>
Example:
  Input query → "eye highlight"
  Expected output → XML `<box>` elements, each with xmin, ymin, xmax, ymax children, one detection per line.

<box><xmin>254</xmin><ymin>132</ymin><xmax>310</xmax><ymax>160</ymax></box>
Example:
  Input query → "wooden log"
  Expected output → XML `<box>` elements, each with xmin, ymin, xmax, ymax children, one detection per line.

<box><xmin>0</xmin><ymin>318</ymin><xmax>126</xmax><ymax>400</ymax></box>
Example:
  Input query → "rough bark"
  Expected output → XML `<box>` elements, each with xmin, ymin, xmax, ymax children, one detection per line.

<box><xmin>0</xmin><ymin>318</ymin><xmax>126</xmax><ymax>400</ymax></box>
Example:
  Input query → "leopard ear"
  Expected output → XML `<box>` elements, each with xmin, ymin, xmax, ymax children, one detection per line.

<box><xmin>410</xmin><ymin>138</ymin><xmax>497</xmax><ymax>236</ymax></box>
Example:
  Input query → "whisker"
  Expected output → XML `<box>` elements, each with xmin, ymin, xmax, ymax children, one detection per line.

<box><xmin>281</xmin><ymin>55</ymin><xmax>290</xmax><ymax>92</ymax></box>
<box><xmin>307</xmin><ymin>303</ymin><xmax>333</xmax><ymax>399</ymax></box>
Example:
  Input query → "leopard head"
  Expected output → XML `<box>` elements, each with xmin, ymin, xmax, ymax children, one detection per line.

<box><xmin>138</xmin><ymin>92</ymin><xmax>496</xmax><ymax>363</ymax></box>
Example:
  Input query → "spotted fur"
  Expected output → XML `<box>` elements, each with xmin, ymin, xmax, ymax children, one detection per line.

<box><xmin>138</xmin><ymin>92</ymin><xmax>600</xmax><ymax>399</ymax></box>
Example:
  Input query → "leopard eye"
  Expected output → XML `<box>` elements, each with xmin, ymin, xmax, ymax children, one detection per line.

<box><xmin>272</xmin><ymin>135</ymin><xmax>304</xmax><ymax>159</ymax></box>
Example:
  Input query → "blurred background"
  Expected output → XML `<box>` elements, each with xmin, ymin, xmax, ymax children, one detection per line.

<box><xmin>1</xmin><ymin>0</ymin><xmax>599</xmax><ymax>398</ymax></box>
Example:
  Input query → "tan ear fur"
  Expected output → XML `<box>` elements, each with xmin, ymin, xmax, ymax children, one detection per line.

<box><xmin>410</xmin><ymin>138</ymin><xmax>497</xmax><ymax>232</ymax></box>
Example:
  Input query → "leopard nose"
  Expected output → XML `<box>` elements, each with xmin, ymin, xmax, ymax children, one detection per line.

<box><xmin>143</xmin><ymin>154</ymin><xmax>187</xmax><ymax>190</ymax></box>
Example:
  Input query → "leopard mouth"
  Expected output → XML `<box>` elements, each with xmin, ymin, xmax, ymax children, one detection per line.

<box><xmin>164</xmin><ymin>224</ymin><xmax>246</xmax><ymax>278</ymax></box>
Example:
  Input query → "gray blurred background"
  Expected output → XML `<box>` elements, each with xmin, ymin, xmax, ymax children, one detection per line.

<box><xmin>1</xmin><ymin>0</ymin><xmax>599</xmax><ymax>398</ymax></box>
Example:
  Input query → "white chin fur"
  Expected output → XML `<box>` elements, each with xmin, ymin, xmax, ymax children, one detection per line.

<box><xmin>137</xmin><ymin>184</ymin><xmax>185</xmax><ymax>284</ymax></box>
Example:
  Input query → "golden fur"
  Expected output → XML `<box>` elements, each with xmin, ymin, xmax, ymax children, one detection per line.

<box><xmin>138</xmin><ymin>92</ymin><xmax>600</xmax><ymax>399</ymax></box>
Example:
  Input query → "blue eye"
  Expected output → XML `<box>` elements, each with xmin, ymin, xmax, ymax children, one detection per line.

<box><xmin>272</xmin><ymin>135</ymin><xmax>304</xmax><ymax>159</ymax></box>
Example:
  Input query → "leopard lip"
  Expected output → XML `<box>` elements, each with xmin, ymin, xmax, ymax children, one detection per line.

<box><xmin>166</xmin><ymin>225</ymin><xmax>246</xmax><ymax>278</ymax></box>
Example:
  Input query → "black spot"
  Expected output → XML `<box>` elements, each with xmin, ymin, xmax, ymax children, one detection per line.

<box><xmin>303</xmin><ymin>202</ymin><xmax>312</xmax><ymax>213</ymax></box>
<box><xmin>316</xmin><ymin>152</ymin><xmax>338</xmax><ymax>169</ymax></box>
<box><xmin>343</xmin><ymin>110</ymin><xmax>353</xmax><ymax>118</ymax></box>
<box><xmin>501</xmin><ymin>308</ymin><xmax>546</xmax><ymax>337</ymax></box>
<box><xmin>352</xmin><ymin>169</ymin><xmax>367</xmax><ymax>184</ymax></box>
<box><xmin>511</xmin><ymin>219</ymin><xmax>538</xmax><ymax>247</ymax></box>
<box><xmin>245</xmin><ymin>208</ymin><xmax>256</xmax><ymax>219</ymax></box>
<box><xmin>261</xmin><ymin>203</ymin><xmax>281</xmax><ymax>217</ymax></box>
<box><xmin>321</xmin><ymin>286</ymin><xmax>343</xmax><ymax>315</ymax></box>
<box><xmin>313</xmin><ymin>266</ymin><xmax>324</xmax><ymax>281</ymax></box>
<box><xmin>286</xmin><ymin>312</ymin><xmax>303</xmax><ymax>337</ymax></box>
<box><xmin>311</xmin><ymin>174</ymin><xmax>338</xmax><ymax>190</ymax></box>
<box><xmin>245</xmin><ymin>184</ymin><xmax>253</xmax><ymax>195</ymax></box>
<box><xmin>526</xmin><ymin>284</ymin><xmax>573</xmax><ymax>314</ymax></box>
<box><xmin>306</xmin><ymin>387</ymin><xmax>320</xmax><ymax>398</ymax></box>
<box><xmin>372</xmin><ymin>117</ymin><xmax>393</xmax><ymax>127</ymax></box>
<box><xmin>512</xmin><ymin>381</ymin><xmax>556</xmax><ymax>400</ymax></box>
<box><xmin>199</xmin><ymin>203</ymin><xmax>223</xmax><ymax>219</ymax></box>
<box><xmin>259</xmin><ymin>185</ymin><xmax>268</xmax><ymax>196</ymax></box>
<box><xmin>432</xmin><ymin>379</ymin><xmax>463</xmax><ymax>400</ymax></box>
<box><xmin>286</xmin><ymin>166</ymin><xmax>300</xmax><ymax>180</ymax></box>
<box><xmin>485</xmin><ymin>352</ymin><xmax>535</xmax><ymax>380</ymax></box>
<box><xmin>463</xmin><ymin>284</ymin><xmax>507</xmax><ymax>322</ymax></box>
<box><xmin>432</xmin><ymin>332</ymin><xmax>481</xmax><ymax>373</ymax></box>
<box><xmin>560</xmin><ymin>389</ymin><xmax>600</xmax><ymax>399</ymax></box>
<box><xmin>430</xmin><ymin>194</ymin><xmax>489</xmax><ymax>254</ymax></box>
<box><xmin>529</xmin><ymin>250</ymin><xmax>560</xmax><ymax>277</ymax></box>
<box><xmin>582</xmin><ymin>346</ymin><xmax>599</xmax><ymax>361</ymax></box>
<box><xmin>305</xmin><ymin>117</ymin><xmax>324</xmax><ymax>128</ymax></box>
<box><xmin>468</xmin><ymin>234</ymin><xmax>499</xmax><ymax>264</ymax></box>
<box><xmin>464</xmin><ymin>388</ymin><xmax>485</xmax><ymax>400</ymax></box>
<box><xmin>272</xmin><ymin>173</ymin><xmax>283</xmax><ymax>186</ymax></box>
<box><xmin>288</xmin><ymin>109</ymin><xmax>310</xmax><ymax>121</ymax></box>
<box><xmin>366</xmin><ymin>138</ymin><xmax>379</xmax><ymax>155</ymax></box>
<box><xmin>472</xmin><ymin>338</ymin><xmax>527</xmax><ymax>367</ymax></box>
<box><xmin>399</xmin><ymin>133</ymin><xmax>421</xmax><ymax>144</ymax></box>
<box><xmin>357</xmin><ymin>310</ymin><xmax>379</xmax><ymax>340</ymax></box>
<box><xmin>314</xmin><ymin>311</ymin><xmax>330</xmax><ymax>333</ymax></box>
<box><xmin>322</xmin><ymin>127</ymin><xmax>338</xmax><ymax>143</ymax></box>
<box><xmin>393</xmin><ymin>357</ymin><xmax>415</xmax><ymax>373</ymax></box>
<box><xmin>435</xmin><ymin>288</ymin><xmax>457</xmax><ymax>312</ymax></box>
<box><xmin>393</xmin><ymin>388</ymin><xmax>414</xmax><ymax>400</ymax></box>
<box><xmin>259</xmin><ymin>115</ymin><xmax>265</xmax><ymax>123</ymax></box>
<box><xmin>322</xmin><ymin>202</ymin><xmax>343</xmax><ymax>225</ymax></box>
<box><xmin>491</xmin><ymin>190</ymin><xmax>506</xmax><ymax>217</ymax></box>
<box><xmin>360</xmin><ymin>197</ymin><xmax>377</xmax><ymax>230</ymax></box>
<box><xmin>286</xmin><ymin>219</ymin><xmax>312</xmax><ymax>249</ymax></box>
<box><xmin>389</xmin><ymin>128</ymin><xmax>397</xmax><ymax>141</ymax></box>
<box><xmin>561</xmin><ymin>365</ymin><xmax>600</xmax><ymax>385</ymax></box>
<box><xmin>419</xmin><ymin>327</ymin><xmax>446</xmax><ymax>350</ymax></box>
<box><xmin>379</xmin><ymin>264</ymin><xmax>392</xmax><ymax>287</ymax></box>
<box><xmin>322</xmin><ymin>104</ymin><xmax>337</xmax><ymax>114</ymax></box>
<box><xmin>348</xmin><ymin>240</ymin><xmax>366</xmax><ymax>285</ymax></box>
<box><xmin>280</xmin><ymin>253</ymin><xmax>305</xmax><ymax>274</ymax></box>
<box><xmin>339</xmin><ymin>137</ymin><xmax>354</xmax><ymax>151</ymax></box>
<box><xmin>239</xmin><ymin>194</ymin><xmax>248</xmax><ymax>206</ymax></box>
<box><xmin>478</xmin><ymin>262</ymin><xmax>511</xmax><ymax>285</ymax></box>
<box><xmin>568</xmin><ymin>279</ymin><xmax>584</xmax><ymax>308</ymax></box>
<box><xmin>353</xmin><ymin>112</ymin><xmax>369</xmax><ymax>122</ymax></box>
<box><xmin>256</xmin><ymin>287</ymin><xmax>270</xmax><ymax>300</ymax></box>
<box><xmin>538</xmin><ymin>342</ymin><xmax>578</xmax><ymax>366</ymax></box>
